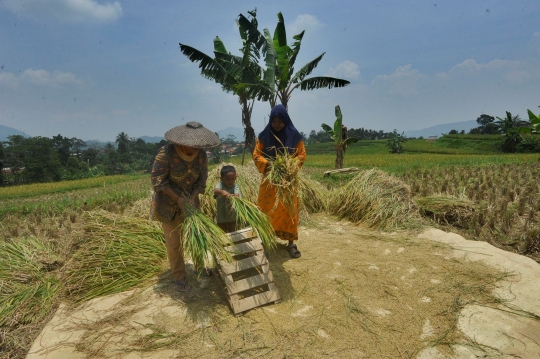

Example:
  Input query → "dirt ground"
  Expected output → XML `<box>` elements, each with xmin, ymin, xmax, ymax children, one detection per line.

<box><xmin>26</xmin><ymin>214</ymin><xmax>540</xmax><ymax>359</ymax></box>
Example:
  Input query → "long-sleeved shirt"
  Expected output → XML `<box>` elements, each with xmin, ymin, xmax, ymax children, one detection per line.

<box><xmin>150</xmin><ymin>144</ymin><xmax>208</xmax><ymax>223</ymax></box>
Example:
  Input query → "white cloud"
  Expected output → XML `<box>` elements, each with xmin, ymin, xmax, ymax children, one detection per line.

<box><xmin>326</xmin><ymin>60</ymin><xmax>360</xmax><ymax>81</ymax></box>
<box><xmin>0</xmin><ymin>72</ymin><xmax>19</xmax><ymax>88</ymax></box>
<box><xmin>371</xmin><ymin>64</ymin><xmax>427</xmax><ymax>97</ymax></box>
<box><xmin>288</xmin><ymin>14</ymin><xmax>322</xmax><ymax>35</ymax></box>
<box><xmin>3</xmin><ymin>0</ymin><xmax>122</xmax><ymax>23</ymax></box>
<box><xmin>449</xmin><ymin>58</ymin><xmax>520</xmax><ymax>73</ymax></box>
<box><xmin>0</xmin><ymin>69</ymin><xmax>85</xmax><ymax>87</ymax></box>
<box><xmin>448</xmin><ymin>58</ymin><xmax>539</xmax><ymax>84</ymax></box>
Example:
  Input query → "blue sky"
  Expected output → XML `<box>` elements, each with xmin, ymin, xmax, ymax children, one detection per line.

<box><xmin>0</xmin><ymin>0</ymin><xmax>539</xmax><ymax>141</ymax></box>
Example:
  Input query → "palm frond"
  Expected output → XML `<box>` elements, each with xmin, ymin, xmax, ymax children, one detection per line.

<box><xmin>298</xmin><ymin>76</ymin><xmax>350</xmax><ymax>91</ymax></box>
<box><xmin>213</xmin><ymin>36</ymin><xmax>228</xmax><ymax>54</ymax></box>
<box><xmin>290</xmin><ymin>53</ymin><xmax>325</xmax><ymax>83</ymax></box>
<box><xmin>321</xmin><ymin>123</ymin><xmax>334</xmax><ymax>136</ymax></box>
<box><xmin>179</xmin><ymin>43</ymin><xmax>236</xmax><ymax>86</ymax></box>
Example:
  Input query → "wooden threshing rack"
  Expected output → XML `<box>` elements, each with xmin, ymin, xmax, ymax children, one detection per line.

<box><xmin>213</xmin><ymin>227</ymin><xmax>280</xmax><ymax>315</ymax></box>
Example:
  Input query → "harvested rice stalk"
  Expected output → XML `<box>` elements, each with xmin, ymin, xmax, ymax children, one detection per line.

<box><xmin>416</xmin><ymin>195</ymin><xmax>476</xmax><ymax>228</ymax></box>
<box><xmin>228</xmin><ymin>196</ymin><xmax>277</xmax><ymax>250</ymax></box>
<box><xmin>0</xmin><ymin>237</ymin><xmax>61</xmax><ymax>327</ymax></box>
<box><xmin>181</xmin><ymin>204</ymin><xmax>233</xmax><ymax>271</ymax></box>
<box><xmin>265</xmin><ymin>149</ymin><xmax>301</xmax><ymax>214</ymax></box>
<box><xmin>299</xmin><ymin>175</ymin><xmax>327</xmax><ymax>213</ymax></box>
<box><xmin>329</xmin><ymin>169</ymin><xmax>417</xmax><ymax>228</ymax></box>
<box><xmin>66</xmin><ymin>210</ymin><xmax>166</xmax><ymax>303</ymax></box>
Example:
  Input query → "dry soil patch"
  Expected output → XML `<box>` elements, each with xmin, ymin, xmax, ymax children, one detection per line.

<box><xmin>27</xmin><ymin>215</ymin><xmax>540</xmax><ymax>358</ymax></box>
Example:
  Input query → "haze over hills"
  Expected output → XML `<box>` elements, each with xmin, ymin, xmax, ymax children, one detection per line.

<box><xmin>0</xmin><ymin>125</ymin><xmax>30</xmax><ymax>142</ymax></box>
<box><xmin>403</xmin><ymin>120</ymin><xmax>478</xmax><ymax>138</ymax></box>
<box><xmin>1</xmin><ymin>122</ymin><xmax>482</xmax><ymax>144</ymax></box>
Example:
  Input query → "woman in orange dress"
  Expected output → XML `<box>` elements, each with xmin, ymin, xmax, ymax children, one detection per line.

<box><xmin>253</xmin><ymin>104</ymin><xmax>306</xmax><ymax>258</ymax></box>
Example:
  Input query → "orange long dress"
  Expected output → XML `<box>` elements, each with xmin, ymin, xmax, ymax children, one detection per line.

<box><xmin>253</xmin><ymin>139</ymin><xmax>307</xmax><ymax>242</ymax></box>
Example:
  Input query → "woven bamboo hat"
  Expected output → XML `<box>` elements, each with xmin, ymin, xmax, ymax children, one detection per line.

<box><xmin>164</xmin><ymin>122</ymin><xmax>221</xmax><ymax>148</ymax></box>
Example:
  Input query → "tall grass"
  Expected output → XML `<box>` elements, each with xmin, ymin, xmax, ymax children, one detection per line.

<box><xmin>0</xmin><ymin>177</ymin><xmax>152</xmax><ymax>217</ymax></box>
<box><xmin>0</xmin><ymin>174</ymin><xmax>146</xmax><ymax>200</ymax></box>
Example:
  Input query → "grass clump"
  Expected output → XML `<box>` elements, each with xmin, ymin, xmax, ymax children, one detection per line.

<box><xmin>65</xmin><ymin>210</ymin><xmax>166</xmax><ymax>303</ymax></box>
<box><xmin>229</xmin><ymin>196</ymin><xmax>277</xmax><ymax>250</ymax></box>
<box><xmin>181</xmin><ymin>204</ymin><xmax>233</xmax><ymax>271</ymax></box>
<box><xmin>328</xmin><ymin>168</ymin><xmax>417</xmax><ymax>228</ymax></box>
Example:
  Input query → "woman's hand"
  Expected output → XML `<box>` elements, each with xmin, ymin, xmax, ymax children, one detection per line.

<box><xmin>190</xmin><ymin>191</ymin><xmax>201</xmax><ymax>209</ymax></box>
<box><xmin>264</xmin><ymin>162</ymin><xmax>272</xmax><ymax>175</ymax></box>
<box><xmin>175</xmin><ymin>196</ymin><xmax>188</xmax><ymax>207</ymax></box>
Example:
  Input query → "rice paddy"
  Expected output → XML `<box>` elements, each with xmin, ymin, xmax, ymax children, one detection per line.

<box><xmin>1</xmin><ymin>141</ymin><xmax>539</xmax><ymax>358</ymax></box>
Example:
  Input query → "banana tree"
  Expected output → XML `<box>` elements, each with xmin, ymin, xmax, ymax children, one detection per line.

<box><xmin>386</xmin><ymin>130</ymin><xmax>408</xmax><ymax>153</ymax></box>
<box><xmin>269</xmin><ymin>13</ymin><xmax>350</xmax><ymax>109</ymax></box>
<box><xmin>321</xmin><ymin>105</ymin><xmax>358</xmax><ymax>169</ymax></box>
<box><xmin>179</xmin><ymin>10</ymin><xmax>274</xmax><ymax>150</ymax></box>
<box><xmin>525</xmin><ymin>109</ymin><xmax>540</xmax><ymax>133</ymax></box>
<box><xmin>496</xmin><ymin>111</ymin><xmax>527</xmax><ymax>152</ymax></box>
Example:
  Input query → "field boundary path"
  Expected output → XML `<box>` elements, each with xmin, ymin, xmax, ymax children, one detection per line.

<box><xmin>417</xmin><ymin>228</ymin><xmax>540</xmax><ymax>358</ymax></box>
<box><xmin>26</xmin><ymin>221</ymin><xmax>540</xmax><ymax>359</ymax></box>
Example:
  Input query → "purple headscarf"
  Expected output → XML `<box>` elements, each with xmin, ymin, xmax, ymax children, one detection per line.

<box><xmin>258</xmin><ymin>104</ymin><xmax>303</xmax><ymax>159</ymax></box>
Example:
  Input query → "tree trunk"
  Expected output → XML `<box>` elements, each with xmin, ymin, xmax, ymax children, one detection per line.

<box><xmin>335</xmin><ymin>146</ymin><xmax>343</xmax><ymax>169</ymax></box>
<box><xmin>241</xmin><ymin>97</ymin><xmax>256</xmax><ymax>150</ymax></box>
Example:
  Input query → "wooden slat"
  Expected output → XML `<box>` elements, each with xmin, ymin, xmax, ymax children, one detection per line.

<box><xmin>218</xmin><ymin>252</ymin><xmax>267</xmax><ymax>275</ymax></box>
<box><xmin>226</xmin><ymin>272</ymin><xmax>274</xmax><ymax>295</ymax></box>
<box><xmin>232</xmin><ymin>290</ymin><xmax>281</xmax><ymax>314</ymax></box>
<box><xmin>228</xmin><ymin>229</ymin><xmax>256</xmax><ymax>243</ymax></box>
<box><xmin>224</xmin><ymin>240</ymin><xmax>263</xmax><ymax>255</ymax></box>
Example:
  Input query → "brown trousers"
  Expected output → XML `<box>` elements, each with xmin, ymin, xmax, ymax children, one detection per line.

<box><xmin>218</xmin><ymin>221</ymin><xmax>237</xmax><ymax>233</ymax></box>
<box><xmin>162</xmin><ymin>213</ymin><xmax>186</xmax><ymax>282</ymax></box>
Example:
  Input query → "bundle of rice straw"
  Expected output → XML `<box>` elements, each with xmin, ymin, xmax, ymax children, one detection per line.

<box><xmin>181</xmin><ymin>204</ymin><xmax>233</xmax><ymax>271</ymax></box>
<box><xmin>228</xmin><ymin>196</ymin><xmax>277</xmax><ymax>250</ymax></box>
<box><xmin>265</xmin><ymin>149</ymin><xmax>301</xmax><ymax>214</ymax></box>
<box><xmin>66</xmin><ymin>210</ymin><xmax>166</xmax><ymax>303</ymax></box>
<box><xmin>415</xmin><ymin>195</ymin><xmax>476</xmax><ymax>228</ymax></box>
<box><xmin>200</xmin><ymin>163</ymin><xmax>260</xmax><ymax>219</ymax></box>
<box><xmin>0</xmin><ymin>237</ymin><xmax>61</xmax><ymax>326</ymax></box>
<box><xmin>299</xmin><ymin>175</ymin><xmax>328</xmax><ymax>213</ymax></box>
<box><xmin>328</xmin><ymin>169</ymin><xmax>417</xmax><ymax>228</ymax></box>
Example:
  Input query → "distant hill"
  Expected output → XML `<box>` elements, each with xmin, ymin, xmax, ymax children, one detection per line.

<box><xmin>216</xmin><ymin>127</ymin><xmax>245</xmax><ymax>141</ymax></box>
<box><xmin>0</xmin><ymin>125</ymin><xmax>30</xmax><ymax>142</ymax></box>
<box><xmin>139</xmin><ymin>136</ymin><xmax>165</xmax><ymax>143</ymax></box>
<box><xmin>404</xmin><ymin>120</ymin><xmax>478</xmax><ymax>138</ymax></box>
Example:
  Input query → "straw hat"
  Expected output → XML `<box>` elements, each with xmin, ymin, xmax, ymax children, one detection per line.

<box><xmin>164</xmin><ymin>122</ymin><xmax>221</xmax><ymax>148</ymax></box>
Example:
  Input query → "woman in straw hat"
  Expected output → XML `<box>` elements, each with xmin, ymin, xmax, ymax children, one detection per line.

<box><xmin>253</xmin><ymin>104</ymin><xmax>306</xmax><ymax>258</ymax></box>
<box><xmin>151</xmin><ymin>121</ymin><xmax>221</xmax><ymax>292</ymax></box>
